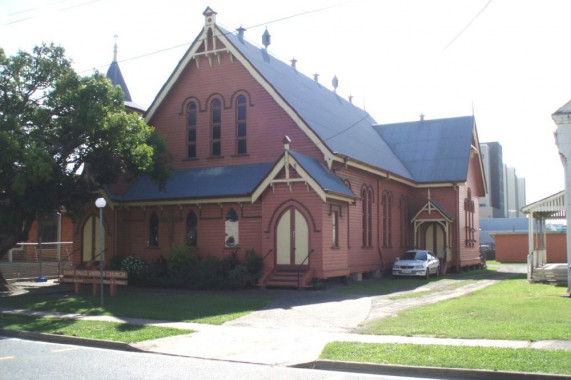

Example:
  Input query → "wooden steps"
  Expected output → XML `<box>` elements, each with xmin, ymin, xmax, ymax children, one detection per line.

<box><xmin>264</xmin><ymin>269</ymin><xmax>313</xmax><ymax>289</ymax></box>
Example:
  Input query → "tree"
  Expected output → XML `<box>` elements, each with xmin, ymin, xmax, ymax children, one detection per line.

<box><xmin>0</xmin><ymin>44</ymin><xmax>171</xmax><ymax>290</ymax></box>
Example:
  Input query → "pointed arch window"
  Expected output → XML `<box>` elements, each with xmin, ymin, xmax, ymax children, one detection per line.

<box><xmin>399</xmin><ymin>195</ymin><xmax>409</xmax><ymax>247</ymax></box>
<box><xmin>211</xmin><ymin>99</ymin><xmax>222</xmax><ymax>156</ymax></box>
<box><xmin>465</xmin><ymin>188</ymin><xmax>475</xmax><ymax>247</ymax></box>
<box><xmin>382</xmin><ymin>191</ymin><xmax>393</xmax><ymax>248</ymax></box>
<box><xmin>149</xmin><ymin>212</ymin><xmax>159</xmax><ymax>248</ymax></box>
<box><xmin>236</xmin><ymin>95</ymin><xmax>247</xmax><ymax>154</ymax></box>
<box><xmin>186</xmin><ymin>211</ymin><xmax>198</xmax><ymax>247</ymax></box>
<box><xmin>361</xmin><ymin>185</ymin><xmax>373</xmax><ymax>247</ymax></box>
<box><xmin>187</xmin><ymin>102</ymin><xmax>197</xmax><ymax>158</ymax></box>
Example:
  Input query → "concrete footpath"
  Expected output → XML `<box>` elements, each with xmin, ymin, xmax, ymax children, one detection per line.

<box><xmin>2</xmin><ymin>265</ymin><xmax>571</xmax><ymax>379</ymax></box>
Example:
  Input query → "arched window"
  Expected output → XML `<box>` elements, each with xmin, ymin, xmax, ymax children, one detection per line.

<box><xmin>399</xmin><ymin>195</ymin><xmax>408</xmax><ymax>247</ymax></box>
<box><xmin>149</xmin><ymin>212</ymin><xmax>159</xmax><ymax>248</ymax></box>
<box><xmin>382</xmin><ymin>191</ymin><xmax>393</xmax><ymax>248</ymax></box>
<box><xmin>465</xmin><ymin>188</ymin><xmax>475</xmax><ymax>247</ymax></box>
<box><xmin>186</xmin><ymin>211</ymin><xmax>198</xmax><ymax>247</ymax></box>
<box><xmin>187</xmin><ymin>102</ymin><xmax>197</xmax><ymax>158</ymax></box>
<box><xmin>225</xmin><ymin>208</ymin><xmax>239</xmax><ymax>247</ymax></box>
<box><xmin>361</xmin><ymin>185</ymin><xmax>373</xmax><ymax>247</ymax></box>
<box><xmin>211</xmin><ymin>99</ymin><xmax>222</xmax><ymax>156</ymax></box>
<box><xmin>236</xmin><ymin>95</ymin><xmax>247</xmax><ymax>154</ymax></box>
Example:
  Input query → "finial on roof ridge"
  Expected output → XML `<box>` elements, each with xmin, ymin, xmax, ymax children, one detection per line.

<box><xmin>113</xmin><ymin>34</ymin><xmax>118</xmax><ymax>62</ymax></box>
<box><xmin>262</xmin><ymin>27</ymin><xmax>271</xmax><ymax>49</ymax></box>
<box><xmin>332</xmin><ymin>75</ymin><xmax>338</xmax><ymax>92</ymax></box>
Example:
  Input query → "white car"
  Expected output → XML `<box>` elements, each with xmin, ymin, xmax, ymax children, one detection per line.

<box><xmin>392</xmin><ymin>249</ymin><xmax>440</xmax><ymax>278</ymax></box>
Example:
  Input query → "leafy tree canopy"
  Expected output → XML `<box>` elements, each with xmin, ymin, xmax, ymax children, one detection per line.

<box><xmin>0</xmin><ymin>43</ymin><xmax>171</xmax><ymax>266</ymax></box>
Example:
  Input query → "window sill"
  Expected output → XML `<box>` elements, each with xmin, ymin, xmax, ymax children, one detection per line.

<box><xmin>207</xmin><ymin>155</ymin><xmax>224</xmax><ymax>159</ymax></box>
<box><xmin>231</xmin><ymin>153</ymin><xmax>249</xmax><ymax>158</ymax></box>
<box><xmin>182</xmin><ymin>158</ymin><xmax>199</xmax><ymax>161</ymax></box>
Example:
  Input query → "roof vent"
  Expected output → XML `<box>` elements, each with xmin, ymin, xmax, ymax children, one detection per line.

<box><xmin>262</xmin><ymin>28</ymin><xmax>271</xmax><ymax>49</ymax></box>
<box><xmin>419</xmin><ymin>113</ymin><xmax>425</xmax><ymax>121</ymax></box>
<box><xmin>290</xmin><ymin>58</ymin><xmax>297</xmax><ymax>69</ymax></box>
<box><xmin>332</xmin><ymin>75</ymin><xmax>339</xmax><ymax>92</ymax></box>
<box><xmin>314</xmin><ymin>73</ymin><xmax>319</xmax><ymax>82</ymax></box>
<box><xmin>348</xmin><ymin>95</ymin><xmax>353</xmax><ymax>104</ymax></box>
<box><xmin>236</xmin><ymin>26</ymin><xmax>246</xmax><ymax>41</ymax></box>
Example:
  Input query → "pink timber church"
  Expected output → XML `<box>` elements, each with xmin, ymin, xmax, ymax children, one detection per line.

<box><xmin>75</xmin><ymin>7</ymin><xmax>487</xmax><ymax>287</ymax></box>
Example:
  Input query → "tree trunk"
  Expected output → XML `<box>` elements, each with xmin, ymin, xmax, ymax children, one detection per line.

<box><xmin>0</xmin><ymin>270</ymin><xmax>15</xmax><ymax>292</ymax></box>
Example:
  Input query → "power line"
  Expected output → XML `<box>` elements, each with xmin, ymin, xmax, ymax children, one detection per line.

<box><xmin>443</xmin><ymin>0</ymin><xmax>494</xmax><ymax>51</ymax></box>
<box><xmin>4</xmin><ymin>0</ymin><xmax>102</xmax><ymax>25</ymax></box>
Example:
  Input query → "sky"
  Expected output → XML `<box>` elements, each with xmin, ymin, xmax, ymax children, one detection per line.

<box><xmin>1</xmin><ymin>0</ymin><xmax>570</xmax><ymax>204</ymax></box>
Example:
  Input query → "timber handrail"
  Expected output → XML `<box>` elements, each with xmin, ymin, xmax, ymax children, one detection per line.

<box><xmin>262</xmin><ymin>249</ymin><xmax>273</xmax><ymax>261</ymax></box>
<box><xmin>297</xmin><ymin>249</ymin><xmax>315</xmax><ymax>289</ymax></box>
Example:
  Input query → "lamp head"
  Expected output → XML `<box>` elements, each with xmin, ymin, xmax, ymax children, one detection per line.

<box><xmin>95</xmin><ymin>198</ymin><xmax>106</xmax><ymax>209</ymax></box>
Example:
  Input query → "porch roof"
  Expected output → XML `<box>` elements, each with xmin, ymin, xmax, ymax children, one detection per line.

<box><xmin>108</xmin><ymin>163</ymin><xmax>274</xmax><ymax>202</ymax></box>
<box><xmin>521</xmin><ymin>190</ymin><xmax>565</xmax><ymax>219</ymax></box>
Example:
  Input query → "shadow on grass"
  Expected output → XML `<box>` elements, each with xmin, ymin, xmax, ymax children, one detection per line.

<box><xmin>1</xmin><ymin>267</ymin><xmax>520</xmax><ymax>323</ymax></box>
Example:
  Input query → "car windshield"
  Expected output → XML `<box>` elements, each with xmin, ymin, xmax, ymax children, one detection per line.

<box><xmin>400</xmin><ymin>251</ymin><xmax>427</xmax><ymax>261</ymax></box>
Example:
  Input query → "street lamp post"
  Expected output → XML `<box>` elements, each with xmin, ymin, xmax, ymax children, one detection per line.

<box><xmin>95</xmin><ymin>197</ymin><xmax>106</xmax><ymax>306</ymax></box>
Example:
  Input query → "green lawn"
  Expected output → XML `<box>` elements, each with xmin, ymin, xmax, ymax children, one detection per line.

<box><xmin>0</xmin><ymin>288</ymin><xmax>271</xmax><ymax>325</ymax></box>
<box><xmin>359</xmin><ymin>278</ymin><xmax>570</xmax><ymax>340</ymax></box>
<box><xmin>0</xmin><ymin>313</ymin><xmax>192</xmax><ymax>343</ymax></box>
<box><xmin>336</xmin><ymin>267</ymin><xmax>495</xmax><ymax>297</ymax></box>
<box><xmin>321</xmin><ymin>342</ymin><xmax>571</xmax><ymax>375</ymax></box>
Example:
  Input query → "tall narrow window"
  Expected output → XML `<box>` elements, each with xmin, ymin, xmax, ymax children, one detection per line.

<box><xmin>236</xmin><ymin>95</ymin><xmax>247</xmax><ymax>154</ymax></box>
<box><xmin>38</xmin><ymin>213</ymin><xmax>58</xmax><ymax>249</ymax></box>
<box><xmin>399</xmin><ymin>195</ymin><xmax>408</xmax><ymax>247</ymax></box>
<box><xmin>361</xmin><ymin>186</ymin><xmax>373</xmax><ymax>247</ymax></box>
<box><xmin>465</xmin><ymin>188</ymin><xmax>475</xmax><ymax>247</ymax></box>
<box><xmin>149</xmin><ymin>212</ymin><xmax>159</xmax><ymax>248</ymax></box>
<box><xmin>381</xmin><ymin>191</ymin><xmax>393</xmax><ymax>248</ymax></box>
<box><xmin>225</xmin><ymin>208</ymin><xmax>239</xmax><ymax>247</ymax></box>
<box><xmin>332</xmin><ymin>211</ymin><xmax>339</xmax><ymax>248</ymax></box>
<box><xmin>211</xmin><ymin>99</ymin><xmax>222</xmax><ymax>156</ymax></box>
<box><xmin>186</xmin><ymin>211</ymin><xmax>198</xmax><ymax>247</ymax></box>
<box><xmin>187</xmin><ymin>102</ymin><xmax>197</xmax><ymax>158</ymax></box>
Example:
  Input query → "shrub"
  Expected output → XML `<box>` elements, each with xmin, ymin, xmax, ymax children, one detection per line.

<box><xmin>244</xmin><ymin>249</ymin><xmax>263</xmax><ymax>284</ymax></box>
<box><xmin>120</xmin><ymin>256</ymin><xmax>149</xmax><ymax>284</ymax></box>
<box><xmin>166</xmin><ymin>243</ymin><xmax>197</xmax><ymax>279</ymax></box>
<box><xmin>107</xmin><ymin>254</ymin><xmax>124</xmax><ymax>271</ymax></box>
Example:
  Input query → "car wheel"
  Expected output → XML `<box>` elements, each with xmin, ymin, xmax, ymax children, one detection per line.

<box><xmin>435</xmin><ymin>267</ymin><xmax>439</xmax><ymax>277</ymax></box>
<box><xmin>424</xmin><ymin>269</ymin><xmax>429</xmax><ymax>279</ymax></box>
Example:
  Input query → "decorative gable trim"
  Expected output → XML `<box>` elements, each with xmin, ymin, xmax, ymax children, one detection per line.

<box><xmin>251</xmin><ymin>150</ymin><xmax>355</xmax><ymax>204</ymax></box>
<box><xmin>412</xmin><ymin>199</ymin><xmax>454</xmax><ymax>223</ymax></box>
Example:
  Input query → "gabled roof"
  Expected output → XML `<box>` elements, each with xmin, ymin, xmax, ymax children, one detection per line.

<box><xmin>252</xmin><ymin>150</ymin><xmax>355</xmax><ymax>203</ymax></box>
<box><xmin>412</xmin><ymin>199</ymin><xmax>455</xmax><ymax>222</ymax></box>
<box><xmin>108</xmin><ymin>163</ymin><xmax>273</xmax><ymax>203</ymax></box>
<box><xmin>288</xmin><ymin>151</ymin><xmax>355</xmax><ymax>199</ymax></box>
<box><xmin>374</xmin><ymin>116</ymin><xmax>476</xmax><ymax>183</ymax></box>
<box><xmin>219</xmin><ymin>27</ymin><xmax>412</xmax><ymax>180</ymax></box>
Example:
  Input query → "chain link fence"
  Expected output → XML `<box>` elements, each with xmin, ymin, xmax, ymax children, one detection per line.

<box><xmin>1</xmin><ymin>242</ymin><xmax>74</xmax><ymax>281</ymax></box>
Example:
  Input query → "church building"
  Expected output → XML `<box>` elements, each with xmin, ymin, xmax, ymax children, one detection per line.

<box><xmin>75</xmin><ymin>8</ymin><xmax>487</xmax><ymax>287</ymax></box>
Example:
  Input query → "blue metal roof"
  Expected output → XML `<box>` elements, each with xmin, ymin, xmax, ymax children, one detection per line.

<box><xmin>289</xmin><ymin>151</ymin><xmax>355</xmax><ymax>198</ymax></box>
<box><xmin>110</xmin><ymin>163</ymin><xmax>273</xmax><ymax>202</ymax></box>
<box><xmin>221</xmin><ymin>27</ymin><xmax>413</xmax><ymax>180</ymax></box>
<box><xmin>373</xmin><ymin>116</ymin><xmax>475</xmax><ymax>183</ymax></box>
<box><xmin>106</xmin><ymin>61</ymin><xmax>132</xmax><ymax>102</ymax></box>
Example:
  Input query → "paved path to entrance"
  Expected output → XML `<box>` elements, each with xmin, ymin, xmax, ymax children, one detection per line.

<box><xmin>3</xmin><ymin>264</ymin><xmax>570</xmax><ymax>366</ymax></box>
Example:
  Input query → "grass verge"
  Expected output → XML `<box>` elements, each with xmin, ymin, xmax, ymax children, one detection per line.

<box><xmin>1</xmin><ymin>288</ymin><xmax>271</xmax><ymax>325</ymax></box>
<box><xmin>0</xmin><ymin>313</ymin><xmax>192</xmax><ymax>343</ymax></box>
<box><xmin>359</xmin><ymin>278</ymin><xmax>571</xmax><ymax>341</ymax></box>
<box><xmin>320</xmin><ymin>342</ymin><xmax>571</xmax><ymax>375</ymax></box>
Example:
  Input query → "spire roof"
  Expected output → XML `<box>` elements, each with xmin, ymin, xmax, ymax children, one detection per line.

<box><xmin>105</xmin><ymin>37</ymin><xmax>132</xmax><ymax>102</ymax></box>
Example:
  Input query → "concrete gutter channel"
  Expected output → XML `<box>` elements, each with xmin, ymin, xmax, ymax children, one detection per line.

<box><xmin>2</xmin><ymin>329</ymin><xmax>569</xmax><ymax>380</ymax></box>
<box><xmin>2</xmin><ymin>266</ymin><xmax>570</xmax><ymax>379</ymax></box>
